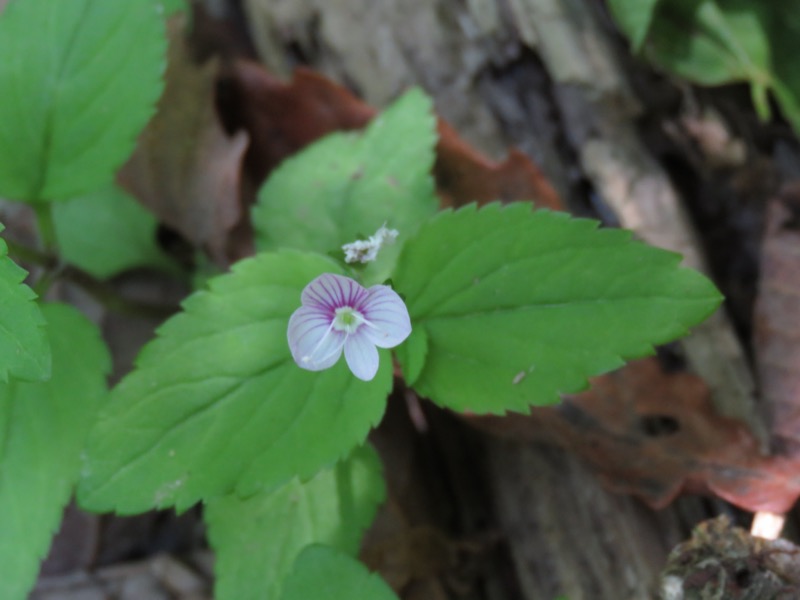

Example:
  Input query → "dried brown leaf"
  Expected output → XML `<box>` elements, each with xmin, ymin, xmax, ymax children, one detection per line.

<box><xmin>220</xmin><ymin>61</ymin><xmax>562</xmax><ymax>211</ymax></box>
<box><xmin>468</xmin><ymin>358</ymin><xmax>800</xmax><ymax>513</ymax></box>
<box><xmin>119</xmin><ymin>16</ymin><xmax>249</xmax><ymax>265</ymax></box>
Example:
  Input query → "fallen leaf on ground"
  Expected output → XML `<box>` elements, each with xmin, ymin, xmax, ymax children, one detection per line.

<box><xmin>219</xmin><ymin>61</ymin><xmax>562</xmax><ymax>211</ymax></box>
<box><xmin>118</xmin><ymin>15</ymin><xmax>249</xmax><ymax>265</ymax></box>
<box><xmin>468</xmin><ymin>358</ymin><xmax>800</xmax><ymax>513</ymax></box>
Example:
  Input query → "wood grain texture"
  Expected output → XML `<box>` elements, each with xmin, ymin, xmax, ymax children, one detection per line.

<box><xmin>506</xmin><ymin>0</ymin><xmax>762</xmax><ymax>447</ymax></box>
<box><xmin>756</xmin><ymin>187</ymin><xmax>800</xmax><ymax>444</ymax></box>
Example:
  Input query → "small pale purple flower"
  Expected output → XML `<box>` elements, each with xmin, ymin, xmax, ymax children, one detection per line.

<box><xmin>287</xmin><ymin>273</ymin><xmax>412</xmax><ymax>381</ymax></box>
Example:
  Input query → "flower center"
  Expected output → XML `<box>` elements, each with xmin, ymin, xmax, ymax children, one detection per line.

<box><xmin>332</xmin><ymin>306</ymin><xmax>365</xmax><ymax>334</ymax></box>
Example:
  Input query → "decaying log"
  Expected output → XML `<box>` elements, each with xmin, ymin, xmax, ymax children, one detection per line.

<box><xmin>506</xmin><ymin>0</ymin><xmax>763</xmax><ymax>446</ymax></box>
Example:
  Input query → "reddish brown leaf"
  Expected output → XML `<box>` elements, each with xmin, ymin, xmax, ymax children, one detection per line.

<box><xmin>468</xmin><ymin>358</ymin><xmax>800</xmax><ymax>513</ymax></box>
<box><xmin>434</xmin><ymin>123</ymin><xmax>562</xmax><ymax>210</ymax></box>
<box><xmin>219</xmin><ymin>61</ymin><xmax>562</xmax><ymax>211</ymax></box>
<box><xmin>219</xmin><ymin>61</ymin><xmax>373</xmax><ymax>188</ymax></box>
<box><xmin>119</xmin><ymin>16</ymin><xmax>249</xmax><ymax>265</ymax></box>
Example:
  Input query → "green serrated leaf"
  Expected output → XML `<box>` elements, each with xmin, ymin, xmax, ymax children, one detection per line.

<box><xmin>607</xmin><ymin>0</ymin><xmax>661</xmax><ymax>52</ymax></box>
<box><xmin>645</xmin><ymin>0</ymin><xmax>771</xmax><ymax>86</ymax></box>
<box><xmin>252</xmin><ymin>88</ymin><xmax>438</xmax><ymax>285</ymax></box>
<box><xmin>0</xmin><ymin>230</ymin><xmax>49</xmax><ymax>382</ymax></box>
<box><xmin>0</xmin><ymin>0</ymin><xmax>166</xmax><ymax>201</ymax></box>
<box><xmin>280</xmin><ymin>545</ymin><xmax>399</xmax><ymax>600</ymax></box>
<box><xmin>77</xmin><ymin>251</ymin><xmax>392</xmax><ymax>514</ymax></box>
<box><xmin>762</xmin><ymin>5</ymin><xmax>800</xmax><ymax>130</ymax></box>
<box><xmin>0</xmin><ymin>303</ymin><xmax>110</xmax><ymax>600</ymax></box>
<box><xmin>207</xmin><ymin>445</ymin><xmax>385</xmax><ymax>600</ymax></box>
<box><xmin>53</xmin><ymin>183</ymin><xmax>175</xmax><ymax>278</ymax></box>
<box><xmin>393</xmin><ymin>203</ymin><xmax>722</xmax><ymax>413</ymax></box>
<box><xmin>620</xmin><ymin>0</ymin><xmax>800</xmax><ymax>131</ymax></box>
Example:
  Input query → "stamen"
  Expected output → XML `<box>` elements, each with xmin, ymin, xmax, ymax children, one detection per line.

<box><xmin>333</xmin><ymin>306</ymin><xmax>369</xmax><ymax>333</ymax></box>
<box><xmin>302</xmin><ymin>321</ymin><xmax>335</xmax><ymax>364</ymax></box>
<box><xmin>312</xmin><ymin>336</ymin><xmax>347</xmax><ymax>364</ymax></box>
<box><xmin>358</xmin><ymin>315</ymin><xmax>378</xmax><ymax>330</ymax></box>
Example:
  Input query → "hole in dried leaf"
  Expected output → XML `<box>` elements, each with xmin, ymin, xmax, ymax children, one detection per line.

<box><xmin>639</xmin><ymin>415</ymin><xmax>680</xmax><ymax>437</ymax></box>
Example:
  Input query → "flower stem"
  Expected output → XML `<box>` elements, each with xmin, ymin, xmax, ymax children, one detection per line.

<box><xmin>33</xmin><ymin>202</ymin><xmax>57</xmax><ymax>253</ymax></box>
<box><xmin>7</xmin><ymin>239</ymin><xmax>178</xmax><ymax>319</ymax></box>
<box><xmin>5</xmin><ymin>239</ymin><xmax>56</xmax><ymax>270</ymax></box>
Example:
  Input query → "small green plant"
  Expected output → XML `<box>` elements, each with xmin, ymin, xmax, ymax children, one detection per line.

<box><xmin>0</xmin><ymin>0</ymin><xmax>722</xmax><ymax>598</ymax></box>
<box><xmin>609</xmin><ymin>0</ymin><xmax>800</xmax><ymax>133</ymax></box>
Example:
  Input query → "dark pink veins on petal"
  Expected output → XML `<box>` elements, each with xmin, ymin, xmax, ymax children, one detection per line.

<box><xmin>303</xmin><ymin>274</ymin><xmax>369</xmax><ymax>315</ymax></box>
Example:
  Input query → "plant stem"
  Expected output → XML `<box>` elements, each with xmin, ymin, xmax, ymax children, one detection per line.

<box><xmin>33</xmin><ymin>202</ymin><xmax>57</xmax><ymax>253</ymax></box>
<box><xmin>66</xmin><ymin>268</ymin><xmax>178</xmax><ymax>320</ymax></box>
<box><xmin>5</xmin><ymin>239</ymin><xmax>56</xmax><ymax>270</ymax></box>
<box><xmin>7</xmin><ymin>239</ymin><xmax>178</xmax><ymax>319</ymax></box>
<box><xmin>32</xmin><ymin>269</ymin><xmax>58</xmax><ymax>298</ymax></box>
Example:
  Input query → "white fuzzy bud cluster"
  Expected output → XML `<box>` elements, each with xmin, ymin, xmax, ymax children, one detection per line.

<box><xmin>342</xmin><ymin>224</ymin><xmax>399</xmax><ymax>264</ymax></box>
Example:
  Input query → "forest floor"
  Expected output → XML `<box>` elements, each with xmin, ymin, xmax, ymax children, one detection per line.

<box><xmin>22</xmin><ymin>1</ymin><xmax>800</xmax><ymax>599</ymax></box>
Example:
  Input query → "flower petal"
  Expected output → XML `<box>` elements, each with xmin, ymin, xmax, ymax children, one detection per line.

<box><xmin>287</xmin><ymin>306</ymin><xmax>346</xmax><ymax>371</ymax></box>
<box><xmin>301</xmin><ymin>273</ymin><xmax>368</xmax><ymax>312</ymax></box>
<box><xmin>360</xmin><ymin>285</ymin><xmax>412</xmax><ymax>349</ymax></box>
<box><xmin>344</xmin><ymin>331</ymin><xmax>380</xmax><ymax>381</ymax></box>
